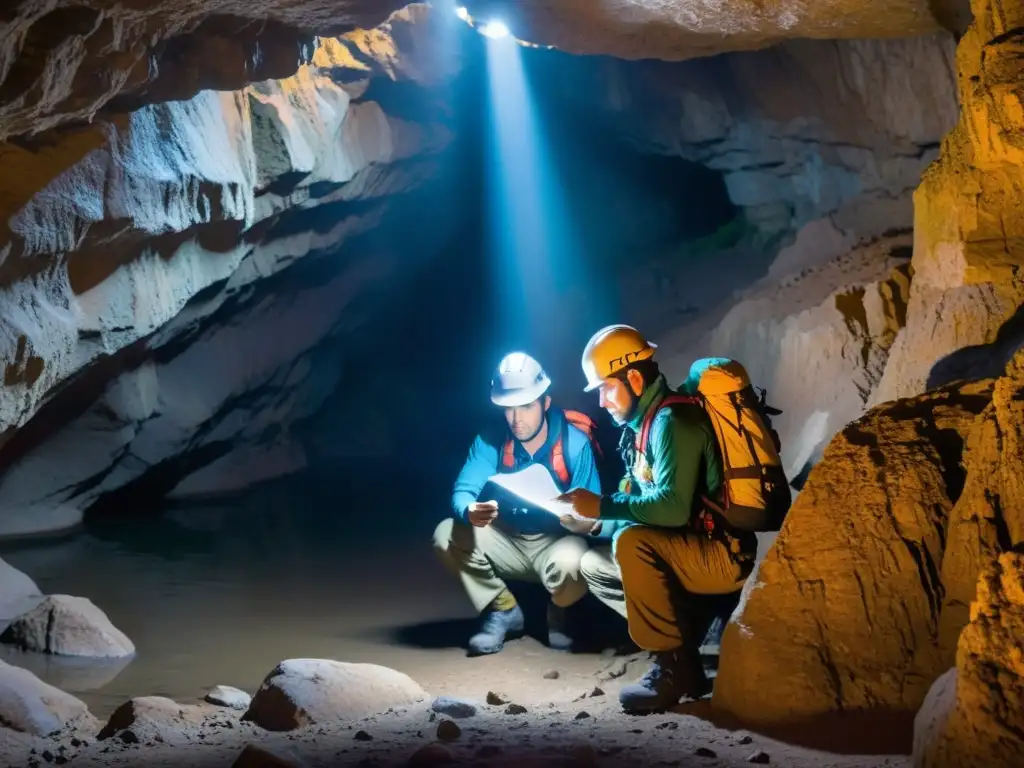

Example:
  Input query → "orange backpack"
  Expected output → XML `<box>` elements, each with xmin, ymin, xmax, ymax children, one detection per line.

<box><xmin>501</xmin><ymin>410</ymin><xmax>602</xmax><ymax>490</ymax></box>
<box><xmin>635</xmin><ymin>359</ymin><xmax>791</xmax><ymax>534</ymax></box>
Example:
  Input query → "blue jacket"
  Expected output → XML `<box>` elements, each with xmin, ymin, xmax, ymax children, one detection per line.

<box><xmin>451</xmin><ymin>409</ymin><xmax>607</xmax><ymax>537</ymax></box>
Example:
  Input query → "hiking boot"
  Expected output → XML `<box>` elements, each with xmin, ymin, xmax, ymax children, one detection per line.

<box><xmin>546</xmin><ymin>603</ymin><xmax>573</xmax><ymax>652</ymax></box>
<box><xmin>468</xmin><ymin>604</ymin><xmax>525</xmax><ymax>656</ymax></box>
<box><xmin>618</xmin><ymin>647</ymin><xmax>712</xmax><ymax>713</ymax></box>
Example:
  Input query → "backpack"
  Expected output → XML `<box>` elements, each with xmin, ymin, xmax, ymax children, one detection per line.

<box><xmin>500</xmin><ymin>409</ymin><xmax>603</xmax><ymax>491</ymax></box>
<box><xmin>636</xmin><ymin>358</ymin><xmax>791</xmax><ymax>534</ymax></box>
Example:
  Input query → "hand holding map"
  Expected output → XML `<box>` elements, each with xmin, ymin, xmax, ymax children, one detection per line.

<box><xmin>485</xmin><ymin>464</ymin><xmax>585</xmax><ymax>518</ymax></box>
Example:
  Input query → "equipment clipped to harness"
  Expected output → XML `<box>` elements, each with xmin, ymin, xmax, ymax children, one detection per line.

<box><xmin>501</xmin><ymin>409</ymin><xmax>601</xmax><ymax>489</ymax></box>
<box><xmin>635</xmin><ymin>358</ymin><xmax>792</xmax><ymax>534</ymax></box>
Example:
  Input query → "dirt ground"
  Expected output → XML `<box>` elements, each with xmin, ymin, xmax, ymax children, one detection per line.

<box><xmin>0</xmin><ymin>633</ymin><xmax>913</xmax><ymax>768</ymax></box>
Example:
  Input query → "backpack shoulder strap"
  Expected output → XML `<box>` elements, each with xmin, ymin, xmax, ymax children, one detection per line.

<box><xmin>500</xmin><ymin>438</ymin><xmax>515</xmax><ymax>471</ymax></box>
<box><xmin>636</xmin><ymin>394</ymin><xmax>702</xmax><ymax>457</ymax></box>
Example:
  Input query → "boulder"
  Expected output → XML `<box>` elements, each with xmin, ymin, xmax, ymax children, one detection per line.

<box><xmin>231</xmin><ymin>744</ymin><xmax>305</xmax><ymax>768</ymax></box>
<box><xmin>0</xmin><ymin>558</ymin><xmax>42</xmax><ymax>623</ymax></box>
<box><xmin>0</xmin><ymin>595</ymin><xmax>134</xmax><ymax>658</ymax></box>
<box><xmin>205</xmin><ymin>685</ymin><xmax>252</xmax><ymax>711</ymax></box>
<box><xmin>912</xmin><ymin>552</ymin><xmax>1024</xmax><ymax>768</ymax></box>
<box><xmin>97</xmin><ymin>696</ymin><xmax>207</xmax><ymax>742</ymax></box>
<box><xmin>0</xmin><ymin>659</ymin><xmax>98</xmax><ymax>736</ymax></box>
<box><xmin>242</xmin><ymin>659</ymin><xmax>427</xmax><ymax>731</ymax></box>
<box><xmin>713</xmin><ymin>377</ymin><xmax>995</xmax><ymax>724</ymax></box>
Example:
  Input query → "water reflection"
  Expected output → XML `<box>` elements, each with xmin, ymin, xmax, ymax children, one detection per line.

<box><xmin>0</xmin><ymin>470</ymin><xmax>468</xmax><ymax>718</ymax></box>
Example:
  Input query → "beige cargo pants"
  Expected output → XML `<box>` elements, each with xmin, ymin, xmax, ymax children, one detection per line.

<box><xmin>581</xmin><ymin>527</ymin><xmax>750</xmax><ymax>651</ymax></box>
<box><xmin>433</xmin><ymin>518</ymin><xmax>590</xmax><ymax>613</ymax></box>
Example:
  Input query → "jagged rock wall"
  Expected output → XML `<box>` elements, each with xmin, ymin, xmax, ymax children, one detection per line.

<box><xmin>714</xmin><ymin>341</ymin><xmax>1024</xmax><ymax>726</ymax></box>
<box><xmin>561</xmin><ymin>34</ymin><xmax>958</xmax><ymax>475</ymax></box>
<box><xmin>872</xmin><ymin>0</ymin><xmax>1024</xmax><ymax>403</ymax></box>
<box><xmin>0</xmin><ymin>7</ymin><xmax>459</xmax><ymax>536</ymax></box>
<box><xmin>658</xmin><ymin>233</ymin><xmax>914</xmax><ymax>480</ymax></box>
<box><xmin>0</xmin><ymin>1</ymin><xmax>413</xmax><ymax>140</ymax></box>
<box><xmin>913</xmin><ymin>551</ymin><xmax>1024</xmax><ymax>768</ymax></box>
<box><xmin>553</xmin><ymin>33</ymin><xmax>958</xmax><ymax>242</ymax></box>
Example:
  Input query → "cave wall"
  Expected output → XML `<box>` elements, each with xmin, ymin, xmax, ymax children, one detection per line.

<box><xmin>0</xmin><ymin>1</ymin><xmax>414</xmax><ymax>141</ymax></box>
<box><xmin>872</xmin><ymin>0</ymin><xmax>1024</xmax><ymax>403</ymax></box>
<box><xmin>542</xmin><ymin>33</ymin><xmax>960</xmax><ymax>475</ymax></box>
<box><xmin>0</xmin><ymin>7</ymin><xmax>461</xmax><ymax>536</ymax></box>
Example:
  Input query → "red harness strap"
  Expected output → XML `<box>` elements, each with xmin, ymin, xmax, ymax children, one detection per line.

<box><xmin>634</xmin><ymin>393</ymin><xmax>730</xmax><ymax>536</ymax></box>
<box><xmin>501</xmin><ymin>434</ymin><xmax>569</xmax><ymax>485</ymax></box>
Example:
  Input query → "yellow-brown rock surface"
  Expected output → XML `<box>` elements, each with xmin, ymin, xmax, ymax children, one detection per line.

<box><xmin>873</xmin><ymin>0</ymin><xmax>1024</xmax><ymax>403</ymax></box>
<box><xmin>913</xmin><ymin>551</ymin><xmax>1024</xmax><ymax>768</ymax></box>
<box><xmin>713</xmin><ymin>376</ymin><xmax>995</xmax><ymax>723</ymax></box>
<box><xmin>937</xmin><ymin>352</ymin><xmax>1024</xmax><ymax>661</ymax></box>
<box><xmin>715</xmin><ymin>342</ymin><xmax>1024</xmax><ymax>725</ymax></box>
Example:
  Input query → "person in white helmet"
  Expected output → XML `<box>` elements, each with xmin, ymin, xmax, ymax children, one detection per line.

<box><xmin>433</xmin><ymin>351</ymin><xmax>607</xmax><ymax>656</ymax></box>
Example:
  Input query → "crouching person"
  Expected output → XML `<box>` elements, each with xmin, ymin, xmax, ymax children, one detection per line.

<box><xmin>434</xmin><ymin>352</ymin><xmax>604</xmax><ymax>656</ymax></box>
<box><xmin>559</xmin><ymin>325</ymin><xmax>775</xmax><ymax>713</ymax></box>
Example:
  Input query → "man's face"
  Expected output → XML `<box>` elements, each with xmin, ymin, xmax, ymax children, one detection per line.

<box><xmin>599</xmin><ymin>372</ymin><xmax>640</xmax><ymax>425</ymax></box>
<box><xmin>503</xmin><ymin>396</ymin><xmax>549</xmax><ymax>442</ymax></box>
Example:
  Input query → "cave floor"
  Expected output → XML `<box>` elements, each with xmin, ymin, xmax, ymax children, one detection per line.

<box><xmin>1</xmin><ymin>494</ymin><xmax>909</xmax><ymax>767</ymax></box>
<box><xmin>1</xmin><ymin>636</ymin><xmax>909</xmax><ymax>768</ymax></box>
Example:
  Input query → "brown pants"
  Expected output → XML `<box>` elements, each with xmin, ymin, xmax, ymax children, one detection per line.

<box><xmin>614</xmin><ymin>525</ymin><xmax>752</xmax><ymax>652</ymax></box>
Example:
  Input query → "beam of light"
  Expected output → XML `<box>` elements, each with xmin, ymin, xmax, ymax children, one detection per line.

<box><xmin>483</xmin><ymin>33</ymin><xmax>604</xmax><ymax>378</ymax></box>
<box><xmin>479</xmin><ymin>20</ymin><xmax>510</xmax><ymax>39</ymax></box>
<box><xmin>454</xmin><ymin>6</ymin><xmax>470</xmax><ymax>22</ymax></box>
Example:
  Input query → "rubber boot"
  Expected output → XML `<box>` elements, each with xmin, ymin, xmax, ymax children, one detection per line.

<box><xmin>546</xmin><ymin>602</ymin><xmax>573</xmax><ymax>652</ymax></box>
<box><xmin>467</xmin><ymin>604</ymin><xmax>525</xmax><ymax>656</ymax></box>
<box><xmin>618</xmin><ymin>647</ymin><xmax>712</xmax><ymax>713</ymax></box>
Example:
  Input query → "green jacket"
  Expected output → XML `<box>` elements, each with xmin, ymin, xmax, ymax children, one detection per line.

<box><xmin>599</xmin><ymin>375</ymin><xmax>723</xmax><ymax>528</ymax></box>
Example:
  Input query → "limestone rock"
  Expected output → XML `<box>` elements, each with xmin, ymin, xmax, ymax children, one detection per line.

<box><xmin>0</xmin><ymin>595</ymin><xmax>134</xmax><ymax>658</ymax></box>
<box><xmin>659</xmin><ymin>231</ymin><xmax>914</xmax><ymax>480</ymax></box>
<box><xmin>713</xmin><ymin>377</ymin><xmax>995</xmax><ymax>723</ymax></box>
<box><xmin>430</xmin><ymin>696</ymin><xmax>478</xmax><ymax>718</ymax></box>
<box><xmin>872</xmin><ymin>0</ymin><xmax>1024</xmax><ymax>405</ymax></box>
<box><xmin>550</xmin><ymin>33</ymin><xmax>956</xmax><ymax>241</ymax></box>
<box><xmin>0</xmin><ymin>8</ymin><xmax>457</xmax><ymax>537</ymax></box>
<box><xmin>937</xmin><ymin>354</ymin><xmax>1024</xmax><ymax>662</ymax></box>
<box><xmin>0</xmin><ymin>557</ymin><xmax>42</xmax><ymax>622</ymax></box>
<box><xmin>463</xmin><ymin>1</ymin><xmax>948</xmax><ymax>61</ymax></box>
<box><xmin>0</xmin><ymin>659</ymin><xmax>98</xmax><ymax>736</ymax></box>
<box><xmin>97</xmin><ymin>696</ymin><xmax>207</xmax><ymax>742</ymax></box>
<box><xmin>913</xmin><ymin>552</ymin><xmax>1024</xmax><ymax>768</ymax></box>
<box><xmin>241</xmin><ymin>659</ymin><xmax>427</xmax><ymax>731</ymax></box>
<box><xmin>205</xmin><ymin>685</ymin><xmax>252</xmax><ymax>711</ymax></box>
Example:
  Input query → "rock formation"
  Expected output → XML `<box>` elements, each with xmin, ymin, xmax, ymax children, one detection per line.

<box><xmin>242</xmin><ymin>659</ymin><xmax>428</xmax><ymax>731</ymax></box>
<box><xmin>713</xmin><ymin>375</ymin><xmax>995</xmax><ymax>723</ymax></box>
<box><xmin>457</xmin><ymin>0</ymin><xmax>963</xmax><ymax>60</ymax></box>
<box><xmin>0</xmin><ymin>1</ymin><xmax>413</xmax><ymax>140</ymax></box>
<box><xmin>0</xmin><ymin>594</ymin><xmax>134</xmax><ymax>658</ymax></box>
<box><xmin>0</xmin><ymin>659</ymin><xmax>98</xmax><ymax>736</ymax></box>
<box><xmin>872</xmin><ymin>0</ymin><xmax>1024</xmax><ymax>403</ymax></box>
<box><xmin>550</xmin><ymin>33</ymin><xmax>958</xmax><ymax>241</ymax></box>
<box><xmin>664</xmin><ymin>233</ymin><xmax>914</xmax><ymax>479</ymax></box>
<box><xmin>913</xmin><ymin>551</ymin><xmax>1024</xmax><ymax>768</ymax></box>
<box><xmin>0</xmin><ymin>6</ymin><xmax>459</xmax><ymax>535</ymax></box>
<box><xmin>715</xmin><ymin>339</ymin><xmax>1024</xmax><ymax>726</ymax></box>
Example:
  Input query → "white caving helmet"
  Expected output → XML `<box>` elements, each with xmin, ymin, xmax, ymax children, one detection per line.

<box><xmin>490</xmin><ymin>352</ymin><xmax>552</xmax><ymax>407</ymax></box>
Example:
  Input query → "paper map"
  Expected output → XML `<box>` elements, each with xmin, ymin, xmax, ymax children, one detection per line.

<box><xmin>486</xmin><ymin>464</ymin><xmax>578</xmax><ymax>518</ymax></box>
